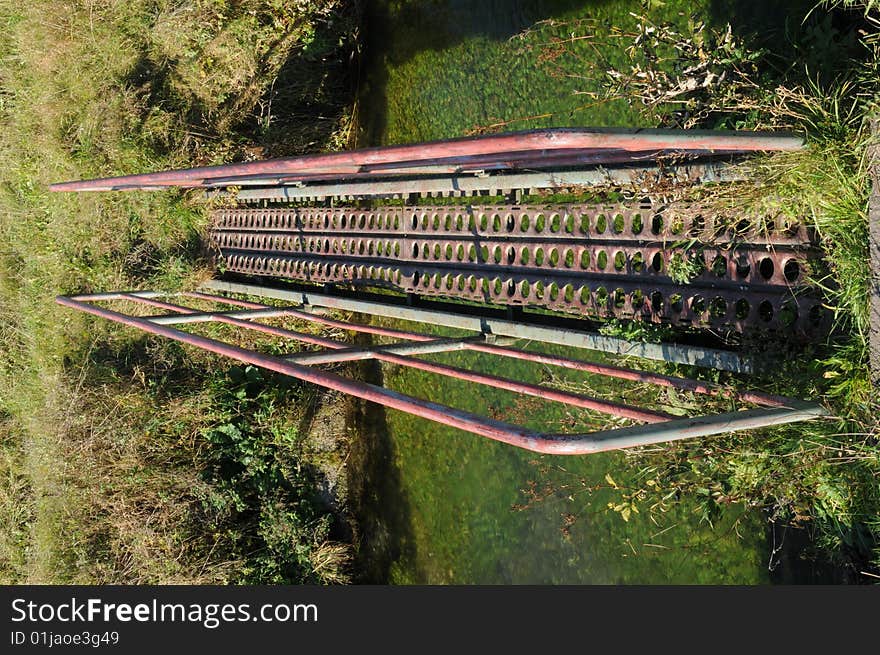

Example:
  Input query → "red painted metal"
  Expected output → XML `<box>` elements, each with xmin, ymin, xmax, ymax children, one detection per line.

<box><xmin>49</xmin><ymin>128</ymin><xmax>803</xmax><ymax>192</ymax></box>
<box><xmin>183</xmin><ymin>292</ymin><xmax>436</xmax><ymax>342</ymax></box>
<box><xmin>193</xmin><ymin>149</ymin><xmax>671</xmax><ymax>185</ymax></box>
<box><xmin>182</xmin><ymin>290</ymin><xmax>266</xmax><ymax>309</ymax></box>
<box><xmin>182</xmin><ymin>289</ymin><xmax>791</xmax><ymax>408</ymax></box>
<box><xmin>274</xmin><ymin>307</ymin><xmax>436</xmax><ymax>343</ymax></box>
<box><xmin>120</xmin><ymin>293</ymin><xmax>198</xmax><ymax>314</ymax></box>
<box><xmin>367</xmin><ymin>350</ymin><xmax>672</xmax><ymax>422</ymax></box>
<box><xmin>152</xmin><ymin>292</ymin><xmax>669</xmax><ymax>421</ymax></box>
<box><xmin>55</xmin><ymin>289</ymin><xmax>825</xmax><ymax>454</ymax></box>
<box><xmin>56</xmin><ymin>294</ymin><xmax>554</xmax><ymax>450</ymax></box>
<box><xmin>213</xmin><ymin>314</ymin><xmax>346</xmax><ymax>350</ymax></box>
<box><xmin>464</xmin><ymin>341</ymin><xmax>791</xmax><ymax>408</ymax></box>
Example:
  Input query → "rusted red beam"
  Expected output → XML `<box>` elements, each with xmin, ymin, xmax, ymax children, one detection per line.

<box><xmin>464</xmin><ymin>341</ymin><xmax>791</xmax><ymax>407</ymax></box>
<box><xmin>178</xmin><ymin>291</ymin><xmax>436</xmax><ymax>342</ymax></box>
<box><xmin>56</xmin><ymin>291</ymin><xmax>827</xmax><ymax>454</ymax></box>
<box><xmin>120</xmin><ymin>293</ymin><xmax>198</xmax><ymax>314</ymax></box>
<box><xmin>128</xmin><ymin>292</ymin><xmax>346</xmax><ymax>348</ymax></box>
<box><xmin>182</xmin><ymin>149</ymin><xmax>733</xmax><ymax>188</ymax></box>
<box><xmin>213</xmin><ymin>314</ymin><xmax>346</xmax><ymax>350</ymax></box>
<box><xmin>368</xmin><ymin>350</ymin><xmax>672</xmax><ymax>422</ymax></box>
<box><xmin>56</xmin><ymin>294</ymin><xmax>564</xmax><ymax>450</ymax></box>
<box><xmin>181</xmin><ymin>289</ymin><xmax>794</xmax><ymax>408</ymax></box>
<box><xmin>128</xmin><ymin>292</ymin><xmax>669</xmax><ymax>422</ymax></box>
<box><xmin>182</xmin><ymin>290</ymin><xmax>267</xmax><ymax>309</ymax></box>
<box><xmin>196</xmin><ymin>149</ymin><xmax>656</xmax><ymax>185</ymax></box>
<box><xmin>49</xmin><ymin>128</ymin><xmax>803</xmax><ymax>192</ymax></box>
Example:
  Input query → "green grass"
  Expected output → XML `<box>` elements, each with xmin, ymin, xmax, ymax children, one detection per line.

<box><xmin>359</xmin><ymin>0</ymin><xmax>657</xmax><ymax>145</ymax></box>
<box><xmin>0</xmin><ymin>0</ymin><xmax>358</xmax><ymax>583</ymax></box>
<box><xmin>0</xmin><ymin>414</ymin><xmax>32</xmax><ymax>581</ymax></box>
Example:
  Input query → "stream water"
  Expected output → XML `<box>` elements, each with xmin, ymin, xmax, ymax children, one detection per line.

<box><xmin>350</xmin><ymin>0</ymin><xmax>831</xmax><ymax>584</ymax></box>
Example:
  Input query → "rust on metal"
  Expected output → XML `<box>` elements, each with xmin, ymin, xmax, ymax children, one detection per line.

<box><xmin>139</xmin><ymin>293</ymin><xmax>671</xmax><ymax>422</ymax></box>
<box><xmin>202</xmin><ymin>278</ymin><xmax>763</xmax><ymax>373</ymax></box>
<box><xmin>215</xmin><ymin>162</ymin><xmax>745</xmax><ymax>204</ymax></box>
<box><xmin>49</xmin><ymin>126</ymin><xmax>829</xmax><ymax>451</ymax></box>
<box><xmin>208</xmin><ymin>203</ymin><xmax>827</xmax><ymax>336</ymax></box>
<box><xmin>55</xmin><ymin>289</ymin><xmax>827</xmax><ymax>455</ymax></box>
<box><xmin>49</xmin><ymin>128</ymin><xmax>803</xmax><ymax>193</ymax></box>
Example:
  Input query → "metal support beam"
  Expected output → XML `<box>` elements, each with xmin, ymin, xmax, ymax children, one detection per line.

<box><xmin>127</xmin><ymin>292</ymin><xmax>673</xmax><ymax>421</ymax></box>
<box><xmin>283</xmin><ymin>337</ymin><xmax>475</xmax><ymax>365</ymax></box>
<box><xmin>49</xmin><ymin>128</ymin><xmax>803</xmax><ymax>193</ymax></box>
<box><xmin>542</xmin><ymin>405</ymin><xmax>829</xmax><ymax>454</ymax></box>
<box><xmin>208</xmin><ymin>162</ymin><xmax>743</xmax><ymax>202</ymax></box>
<box><xmin>151</xmin><ymin>290</ymin><xmax>778</xmax><ymax>404</ymax></box>
<box><xmin>56</xmin><ymin>294</ymin><xmax>554</xmax><ymax>449</ymax></box>
<box><xmin>182</xmin><ymin>289</ymin><xmax>784</xmax><ymax>406</ymax></box>
<box><xmin>201</xmin><ymin>278</ymin><xmax>756</xmax><ymax>373</ymax></box>
<box><xmin>146</xmin><ymin>308</ymin><xmax>295</xmax><ymax>325</ymax></box>
<box><xmin>209</xmin><ymin>203</ymin><xmax>824</xmax><ymax>336</ymax></box>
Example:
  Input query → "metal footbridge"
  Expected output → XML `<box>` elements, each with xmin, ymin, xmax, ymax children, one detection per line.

<box><xmin>50</xmin><ymin>128</ymin><xmax>830</xmax><ymax>453</ymax></box>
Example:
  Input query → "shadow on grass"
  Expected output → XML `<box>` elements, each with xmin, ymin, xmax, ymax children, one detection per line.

<box><xmin>120</xmin><ymin>2</ymin><xmax>361</xmax><ymax>161</ymax></box>
<box><xmin>344</xmin><ymin>339</ymin><xmax>420</xmax><ymax>583</ymax></box>
<box><xmin>709</xmin><ymin>0</ymin><xmax>872</xmax><ymax>85</ymax></box>
<box><xmin>241</xmin><ymin>12</ymin><xmax>362</xmax><ymax>159</ymax></box>
<box><xmin>76</xmin><ymin>338</ymin><xmax>352</xmax><ymax>583</ymax></box>
<box><xmin>766</xmin><ymin>519</ymin><xmax>867</xmax><ymax>584</ymax></box>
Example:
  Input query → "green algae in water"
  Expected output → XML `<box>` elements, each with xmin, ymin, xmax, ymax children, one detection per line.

<box><xmin>356</xmin><ymin>0</ymin><xmax>776</xmax><ymax>584</ymax></box>
<box><xmin>356</xmin><ymin>316</ymin><xmax>770</xmax><ymax>584</ymax></box>
<box><xmin>360</xmin><ymin>0</ymin><xmax>679</xmax><ymax>145</ymax></box>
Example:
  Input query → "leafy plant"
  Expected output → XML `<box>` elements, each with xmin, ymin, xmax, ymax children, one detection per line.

<box><xmin>665</xmin><ymin>249</ymin><xmax>704</xmax><ymax>284</ymax></box>
<box><xmin>598</xmin><ymin>318</ymin><xmax>674</xmax><ymax>343</ymax></box>
<box><xmin>605</xmin><ymin>16</ymin><xmax>768</xmax><ymax>129</ymax></box>
<box><xmin>198</xmin><ymin>365</ymin><xmax>349</xmax><ymax>584</ymax></box>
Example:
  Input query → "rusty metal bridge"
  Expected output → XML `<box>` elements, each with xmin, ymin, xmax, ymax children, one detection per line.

<box><xmin>51</xmin><ymin>128</ymin><xmax>830</xmax><ymax>454</ymax></box>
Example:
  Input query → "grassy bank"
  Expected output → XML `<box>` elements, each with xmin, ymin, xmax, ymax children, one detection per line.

<box><xmin>0</xmin><ymin>0</ymin><xmax>359</xmax><ymax>583</ymax></box>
